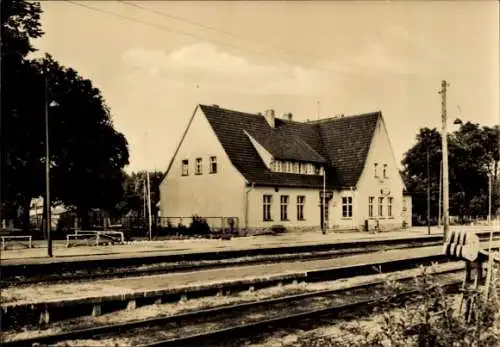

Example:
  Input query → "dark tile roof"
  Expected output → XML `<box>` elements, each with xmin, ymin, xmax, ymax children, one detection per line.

<box><xmin>200</xmin><ymin>104</ymin><xmax>380</xmax><ymax>189</ymax></box>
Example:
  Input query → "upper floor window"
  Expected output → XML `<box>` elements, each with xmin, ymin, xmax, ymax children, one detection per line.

<box><xmin>195</xmin><ymin>158</ymin><xmax>203</xmax><ymax>175</ymax></box>
<box><xmin>374</xmin><ymin>163</ymin><xmax>379</xmax><ymax>178</ymax></box>
<box><xmin>181</xmin><ymin>159</ymin><xmax>189</xmax><ymax>176</ymax></box>
<box><xmin>286</xmin><ymin>162</ymin><xmax>292</xmax><ymax>173</ymax></box>
<box><xmin>210</xmin><ymin>156</ymin><xmax>217</xmax><ymax>174</ymax></box>
<box><xmin>368</xmin><ymin>196</ymin><xmax>374</xmax><ymax>217</ymax></box>
<box><xmin>280</xmin><ymin>195</ymin><xmax>289</xmax><ymax>221</ymax></box>
<box><xmin>314</xmin><ymin>165</ymin><xmax>321</xmax><ymax>175</ymax></box>
<box><xmin>342</xmin><ymin>196</ymin><xmax>353</xmax><ymax>218</ymax></box>
<box><xmin>293</xmin><ymin>162</ymin><xmax>299</xmax><ymax>173</ymax></box>
<box><xmin>275</xmin><ymin>160</ymin><xmax>283</xmax><ymax>172</ymax></box>
<box><xmin>383</xmin><ymin>164</ymin><xmax>388</xmax><ymax>178</ymax></box>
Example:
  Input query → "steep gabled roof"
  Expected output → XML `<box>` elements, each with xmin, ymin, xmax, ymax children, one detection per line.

<box><xmin>199</xmin><ymin>104</ymin><xmax>380</xmax><ymax>189</ymax></box>
<box><xmin>316</xmin><ymin>112</ymin><xmax>380</xmax><ymax>187</ymax></box>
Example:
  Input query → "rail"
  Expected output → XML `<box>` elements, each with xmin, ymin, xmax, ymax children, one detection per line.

<box><xmin>66</xmin><ymin>230</ymin><xmax>124</xmax><ymax>247</ymax></box>
<box><xmin>1</xmin><ymin>266</ymin><xmax>463</xmax><ymax>347</ymax></box>
<box><xmin>1</xmin><ymin>235</ymin><xmax>32</xmax><ymax>250</ymax></box>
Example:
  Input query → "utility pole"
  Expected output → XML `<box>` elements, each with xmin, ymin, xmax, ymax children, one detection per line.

<box><xmin>488</xmin><ymin>172</ymin><xmax>492</xmax><ymax>226</ymax></box>
<box><xmin>322</xmin><ymin>168</ymin><xmax>326</xmax><ymax>234</ymax></box>
<box><xmin>427</xmin><ymin>147</ymin><xmax>431</xmax><ymax>235</ymax></box>
<box><xmin>143</xmin><ymin>180</ymin><xmax>147</xmax><ymax>220</ymax></box>
<box><xmin>439</xmin><ymin>80</ymin><xmax>450</xmax><ymax>241</ymax></box>
<box><xmin>146</xmin><ymin>170</ymin><xmax>152</xmax><ymax>241</ymax></box>
<box><xmin>144</xmin><ymin>131</ymin><xmax>152</xmax><ymax>240</ymax></box>
<box><xmin>44</xmin><ymin>74</ymin><xmax>53</xmax><ymax>257</ymax></box>
<box><xmin>438</xmin><ymin>160</ymin><xmax>442</xmax><ymax>229</ymax></box>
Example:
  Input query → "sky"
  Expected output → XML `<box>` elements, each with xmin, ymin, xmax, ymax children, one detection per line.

<box><xmin>33</xmin><ymin>1</ymin><xmax>499</xmax><ymax>173</ymax></box>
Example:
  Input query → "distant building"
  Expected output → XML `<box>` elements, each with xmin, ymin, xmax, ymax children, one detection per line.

<box><xmin>159</xmin><ymin>104</ymin><xmax>412</xmax><ymax>233</ymax></box>
<box><xmin>29</xmin><ymin>197</ymin><xmax>68</xmax><ymax>228</ymax></box>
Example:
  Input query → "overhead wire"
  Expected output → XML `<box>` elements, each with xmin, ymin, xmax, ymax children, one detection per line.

<box><xmin>118</xmin><ymin>1</ymin><xmax>339</xmax><ymax>67</ymax></box>
<box><xmin>64</xmin><ymin>0</ymin><xmax>358</xmax><ymax>76</ymax></box>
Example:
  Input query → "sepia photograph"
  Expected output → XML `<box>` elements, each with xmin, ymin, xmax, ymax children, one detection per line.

<box><xmin>1</xmin><ymin>1</ymin><xmax>499</xmax><ymax>346</ymax></box>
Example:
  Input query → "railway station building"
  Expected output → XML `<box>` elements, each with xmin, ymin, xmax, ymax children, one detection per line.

<box><xmin>159</xmin><ymin>104</ymin><xmax>412</xmax><ymax>233</ymax></box>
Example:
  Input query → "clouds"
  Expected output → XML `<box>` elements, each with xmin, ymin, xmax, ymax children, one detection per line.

<box><xmin>120</xmin><ymin>42</ymin><xmax>332</xmax><ymax>96</ymax></box>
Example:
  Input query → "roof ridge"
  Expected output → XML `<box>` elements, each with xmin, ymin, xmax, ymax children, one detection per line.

<box><xmin>308</xmin><ymin>111</ymin><xmax>381</xmax><ymax>124</ymax></box>
<box><xmin>199</xmin><ymin>104</ymin><xmax>263</xmax><ymax>118</ymax></box>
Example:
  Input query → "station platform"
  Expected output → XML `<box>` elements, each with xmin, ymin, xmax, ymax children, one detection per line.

<box><xmin>0</xmin><ymin>226</ymin><xmax>495</xmax><ymax>266</ymax></box>
<box><xmin>1</xmin><ymin>228</ymin><xmax>436</xmax><ymax>260</ymax></box>
<box><xmin>0</xmin><ymin>243</ymin><xmax>460</xmax><ymax>308</ymax></box>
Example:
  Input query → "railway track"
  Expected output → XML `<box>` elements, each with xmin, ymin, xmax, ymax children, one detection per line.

<box><xmin>3</xmin><ymin>232</ymin><xmax>497</xmax><ymax>287</ymax></box>
<box><xmin>0</xmin><ymin>237</ymin><xmax>445</xmax><ymax>287</ymax></box>
<box><xmin>2</xmin><ymin>263</ymin><xmax>464</xmax><ymax>347</ymax></box>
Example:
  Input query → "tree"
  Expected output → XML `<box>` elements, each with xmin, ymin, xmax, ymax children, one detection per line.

<box><xmin>1</xmin><ymin>0</ymin><xmax>44</xmax><ymax>225</ymax></box>
<box><xmin>401</xmin><ymin>128</ymin><xmax>443</xmax><ymax>224</ymax></box>
<box><xmin>31</xmin><ymin>55</ymin><xmax>130</xmax><ymax>227</ymax></box>
<box><xmin>402</xmin><ymin>122</ymin><xmax>499</xmax><ymax>223</ymax></box>
<box><xmin>1</xmin><ymin>0</ymin><xmax>130</xmax><ymax>230</ymax></box>
<box><xmin>115</xmin><ymin>171</ymin><xmax>164</xmax><ymax>218</ymax></box>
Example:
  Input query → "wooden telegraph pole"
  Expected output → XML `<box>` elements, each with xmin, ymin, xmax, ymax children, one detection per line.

<box><xmin>427</xmin><ymin>147</ymin><xmax>431</xmax><ymax>235</ymax></box>
<box><xmin>439</xmin><ymin>80</ymin><xmax>450</xmax><ymax>241</ymax></box>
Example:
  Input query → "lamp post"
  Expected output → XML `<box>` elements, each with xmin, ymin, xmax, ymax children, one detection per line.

<box><xmin>322</xmin><ymin>167</ymin><xmax>326</xmax><ymax>234</ymax></box>
<box><xmin>44</xmin><ymin>74</ymin><xmax>59</xmax><ymax>257</ymax></box>
<box><xmin>44</xmin><ymin>74</ymin><xmax>52</xmax><ymax>257</ymax></box>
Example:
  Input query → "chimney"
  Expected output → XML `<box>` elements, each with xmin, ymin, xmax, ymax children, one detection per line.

<box><xmin>285</xmin><ymin>112</ymin><xmax>293</xmax><ymax>121</ymax></box>
<box><xmin>211</xmin><ymin>104</ymin><xmax>219</xmax><ymax>108</ymax></box>
<box><xmin>264</xmin><ymin>109</ymin><xmax>275</xmax><ymax>128</ymax></box>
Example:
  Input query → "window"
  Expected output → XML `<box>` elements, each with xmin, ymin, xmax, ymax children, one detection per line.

<box><xmin>383</xmin><ymin>164</ymin><xmax>388</xmax><ymax>178</ymax></box>
<box><xmin>297</xmin><ymin>196</ymin><xmax>305</xmax><ymax>220</ymax></box>
<box><xmin>195</xmin><ymin>158</ymin><xmax>203</xmax><ymax>175</ymax></box>
<box><xmin>387</xmin><ymin>197</ymin><xmax>393</xmax><ymax>217</ymax></box>
<box><xmin>181</xmin><ymin>159</ymin><xmax>189</xmax><ymax>176</ymax></box>
<box><xmin>276</xmin><ymin>161</ymin><xmax>282</xmax><ymax>172</ymax></box>
<box><xmin>280</xmin><ymin>195</ymin><xmax>289</xmax><ymax>221</ymax></box>
<box><xmin>378</xmin><ymin>197</ymin><xmax>384</xmax><ymax>217</ymax></box>
<box><xmin>209</xmin><ymin>156</ymin><xmax>217</xmax><ymax>174</ymax></box>
<box><xmin>293</xmin><ymin>162</ymin><xmax>299</xmax><ymax>173</ymax></box>
<box><xmin>374</xmin><ymin>163</ymin><xmax>379</xmax><ymax>178</ymax></box>
<box><xmin>342</xmin><ymin>197</ymin><xmax>352</xmax><ymax>218</ymax></box>
<box><xmin>263</xmin><ymin>195</ymin><xmax>272</xmax><ymax>221</ymax></box>
<box><xmin>368</xmin><ymin>196</ymin><xmax>374</xmax><ymax>217</ymax></box>
<box><xmin>286</xmin><ymin>162</ymin><xmax>292</xmax><ymax>173</ymax></box>
<box><xmin>314</xmin><ymin>165</ymin><xmax>321</xmax><ymax>175</ymax></box>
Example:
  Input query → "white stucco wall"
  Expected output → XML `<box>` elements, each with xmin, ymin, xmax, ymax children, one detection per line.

<box><xmin>356</xmin><ymin>117</ymin><xmax>406</xmax><ymax>231</ymax></box>
<box><xmin>159</xmin><ymin>107</ymin><xmax>247</xmax><ymax>228</ymax></box>
<box><xmin>328</xmin><ymin>189</ymin><xmax>358</xmax><ymax>230</ymax></box>
<box><xmin>246</xmin><ymin>186</ymin><xmax>325</xmax><ymax>230</ymax></box>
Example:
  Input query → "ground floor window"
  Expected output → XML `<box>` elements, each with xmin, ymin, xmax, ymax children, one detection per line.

<box><xmin>280</xmin><ymin>195</ymin><xmax>289</xmax><ymax>221</ymax></box>
<box><xmin>368</xmin><ymin>196</ymin><xmax>374</xmax><ymax>217</ymax></box>
<box><xmin>342</xmin><ymin>196</ymin><xmax>352</xmax><ymax>218</ymax></box>
<box><xmin>387</xmin><ymin>197</ymin><xmax>393</xmax><ymax>217</ymax></box>
<box><xmin>263</xmin><ymin>195</ymin><xmax>272</xmax><ymax>221</ymax></box>
<box><xmin>378</xmin><ymin>197</ymin><xmax>384</xmax><ymax>217</ymax></box>
<box><xmin>297</xmin><ymin>196</ymin><xmax>305</xmax><ymax>220</ymax></box>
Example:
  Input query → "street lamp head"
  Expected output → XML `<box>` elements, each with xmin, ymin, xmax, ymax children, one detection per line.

<box><xmin>49</xmin><ymin>100</ymin><xmax>59</xmax><ymax>108</ymax></box>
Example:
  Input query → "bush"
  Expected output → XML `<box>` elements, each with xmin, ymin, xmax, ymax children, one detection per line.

<box><xmin>189</xmin><ymin>215</ymin><xmax>211</xmax><ymax>236</ymax></box>
<box><xmin>296</xmin><ymin>263</ymin><xmax>500</xmax><ymax>347</ymax></box>
<box><xmin>271</xmin><ymin>224</ymin><xmax>287</xmax><ymax>234</ymax></box>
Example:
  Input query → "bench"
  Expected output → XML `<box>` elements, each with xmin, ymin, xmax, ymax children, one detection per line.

<box><xmin>66</xmin><ymin>230</ymin><xmax>125</xmax><ymax>248</ymax></box>
<box><xmin>1</xmin><ymin>235</ymin><xmax>33</xmax><ymax>250</ymax></box>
